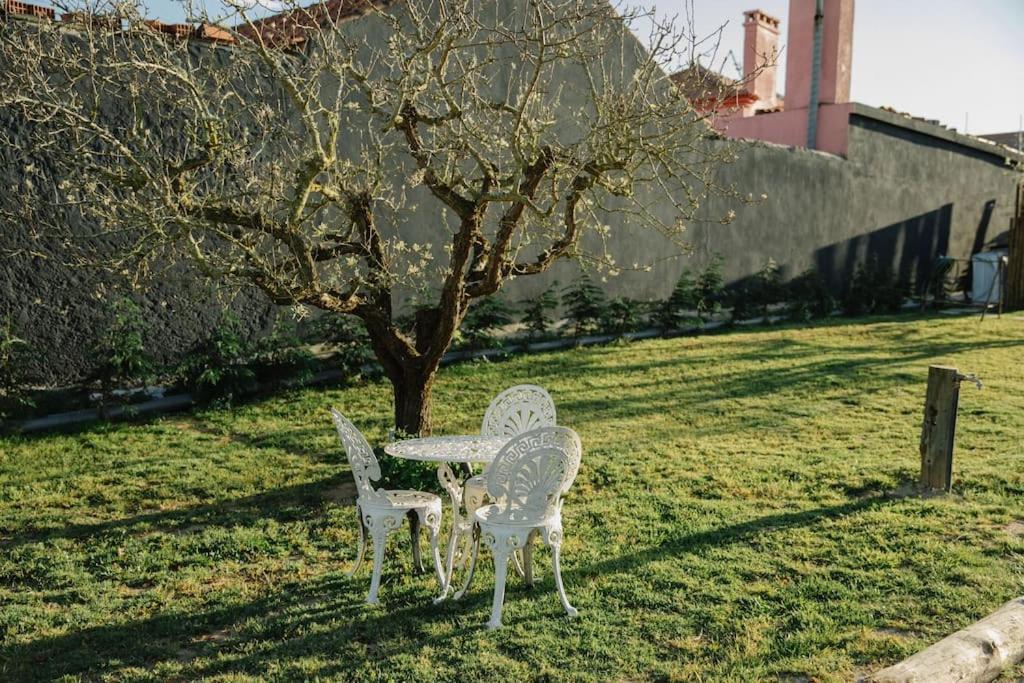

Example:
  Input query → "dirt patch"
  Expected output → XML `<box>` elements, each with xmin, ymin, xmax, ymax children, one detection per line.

<box><xmin>1004</xmin><ymin>520</ymin><xmax>1024</xmax><ymax>538</ymax></box>
<box><xmin>175</xmin><ymin>626</ymin><xmax>236</xmax><ymax>663</ymax></box>
<box><xmin>872</xmin><ymin>627</ymin><xmax>918</xmax><ymax>639</ymax></box>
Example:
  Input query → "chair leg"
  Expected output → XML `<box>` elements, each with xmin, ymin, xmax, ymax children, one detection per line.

<box><xmin>457</xmin><ymin>526</ymin><xmax>474</xmax><ymax>570</ymax></box>
<box><xmin>414</xmin><ymin>507</ymin><xmax>445</xmax><ymax>589</ymax></box>
<box><xmin>408</xmin><ymin>511</ymin><xmax>425</xmax><ymax>575</ymax></box>
<box><xmin>367</xmin><ymin>525</ymin><xmax>388</xmax><ymax>605</ymax></box>
<box><xmin>523</xmin><ymin>536</ymin><xmax>534</xmax><ymax>588</ymax></box>
<box><xmin>551</xmin><ymin>541</ymin><xmax>577</xmax><ymax>618</ymax></box>
<box><xmin>347</xmin><ymin>512</ymin><xmax>367</xmax><ymax>578</ymax></box>
<box><xmin>453</xmin><ymin>526</ymin><xmax>479</xmax><ymax>601</ymax></box>
<box><xmin>487</xmin><ymin>546</ymin><xmax>512</xmax><ymax>629</ymax></box>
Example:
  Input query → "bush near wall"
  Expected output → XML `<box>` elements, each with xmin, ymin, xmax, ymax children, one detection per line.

<box><xmin>0</xmin><ymin>256</ymin><xmax>927</xmax><ymax>426</ymax></box>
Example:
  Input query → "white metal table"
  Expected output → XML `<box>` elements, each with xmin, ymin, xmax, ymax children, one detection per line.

<box><xmin>384</xmin><ymin>435</ymin><xmax>508</xmax><ymax>600</ymax></box>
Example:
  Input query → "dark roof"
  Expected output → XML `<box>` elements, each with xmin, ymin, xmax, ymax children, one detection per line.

<box><xmin>979</xmin><ymin>131</ymin><xmax>1023</xmax><ymax>151</ymax></box>
<box><xmin>234</xmin><ymin>0</ymin><xmax>389</xmax><ymax>47</ymax></box>
<box><xmin>669</xmin><ymin>63</ymin><xmax>747</xmax><ymax>103</ymax></box>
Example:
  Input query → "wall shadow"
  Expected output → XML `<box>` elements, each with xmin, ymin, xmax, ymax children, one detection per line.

<box><xmin>814</xmin><ymin>204</ymin><xmax>953</xmax><ymax>292</ymax></box>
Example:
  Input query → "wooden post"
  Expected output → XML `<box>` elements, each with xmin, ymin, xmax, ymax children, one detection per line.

<box><xmin>919</xmin><ymin>365</ymin><xmax>961</xmax><ymax>492</ymax></box>
<box><xmin>1007</xmin><ymin>182</ymin><xmax>1024</xmax><ymax>311</ymax></box>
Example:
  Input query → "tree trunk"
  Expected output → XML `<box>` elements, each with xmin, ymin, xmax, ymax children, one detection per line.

<box><xmin>391</xmin><ymin>368</ymin><xmax>435</xmax><ymax>436</ymax></box>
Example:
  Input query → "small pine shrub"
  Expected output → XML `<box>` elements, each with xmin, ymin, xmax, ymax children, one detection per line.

<box><xmin>460</xmin><ymin>296</ymin><xmax>516</xmax><ymax>350</ymax></box>
<box><xmin>654</xmin><ymin>269</ymin><xmax>699</xmax><ymax>331</ymax></box>
<box><xmin>562</xmin><ymin>275</ymin><xmax>608</xmax><ymax>337</ymax></box>
<box><xmin>520</xmin><ymin>281</ymin><xmax>559</xmax><ymax>342</ymax></box>
<box><xmin>696</xmin><ymin>254</ymin><xmax>725</xmax><ymax>321</ymax></box>
<box><xmin>728</xmin><ymin>283</ymin><xmax>760</xmax><ymax>322</ymax></box>
<box><xmin>602</xmin><ymin>298</ymin><xmax>645</xmax><ymax>336</ymax></box>
<box><xmin>755</xmin><ymin>259</ymin><xmax>784</xmax><ymax>317</ymax></box>
<box><xmin>786</xmin><ymin>268</ymin><xmax>836</xmax><ymax>322</ymax></box>
<box><xmin>843</xmin><ymin>257</ymin><xmax>905</xmax><ymax>316</ymax></box>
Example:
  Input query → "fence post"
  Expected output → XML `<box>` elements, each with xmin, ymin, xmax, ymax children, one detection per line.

<box><xmin>1007</xmin><ymin>182</ymin><xmax>1024</xmax><ymax>310</ymax></box>
<box><xmin>919</xmin><ymin>365</ymin><xmax>960</xmax><ymax>492</ymax></box>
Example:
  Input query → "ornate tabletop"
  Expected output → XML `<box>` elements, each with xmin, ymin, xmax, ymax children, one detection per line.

<box><xmin>383</xmin><ymin>435</ymin><xmax>508</xmax><ymax>463</ymax></box>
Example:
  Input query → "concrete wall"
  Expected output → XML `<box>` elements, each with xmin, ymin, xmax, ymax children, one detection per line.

<box><xmin>691</xmin><ymin>106</ymin><xmax>1020</xmax><ymax>292</ymax></box>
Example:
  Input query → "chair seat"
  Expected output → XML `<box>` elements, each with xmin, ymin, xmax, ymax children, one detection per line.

<box><xmin>364</xmin><ymin>489</ymin><xmax>441</xmax><ymax>510</ymax></box>
<box><xmin>473</xmin><ymin>503</ymin><xmax>558</xmax><ymax>528</ymax></box>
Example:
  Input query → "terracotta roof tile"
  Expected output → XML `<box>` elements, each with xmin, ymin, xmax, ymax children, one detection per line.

<box><xmin>234</xmin><ymin>0</ymin><xmax>389</xmax><ymax>47</ymax></box>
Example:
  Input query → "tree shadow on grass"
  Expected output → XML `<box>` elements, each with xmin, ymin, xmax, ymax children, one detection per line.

<box><xmin>554</xmin><ymin>335</ymin><xmax>1023</xmax><ymax>433</ymax></box>
<box><xmin>0</xmin><ymin>472</ymin><xmax>355</xmax><ymax>551</ymax></box>
<box><xmin>0</xmin><ymin>565</ymin><xmax>502</xmax><ymax>681</ymax></box>
<box><xmin>1</xmin><ymin>493</ymin><xmax>899</xmax><ymax>681</ymax></box>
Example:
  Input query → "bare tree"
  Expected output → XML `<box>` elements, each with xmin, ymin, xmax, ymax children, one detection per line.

<box><xmin>0</xmin><ymin>0</ymin><xmax>743</xmax><ymax>433</ymax></box>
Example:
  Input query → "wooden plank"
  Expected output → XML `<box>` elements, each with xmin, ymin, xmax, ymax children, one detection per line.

<box><xmin>870</xmin><ymin>597</ymin><xmax>1024</xmax><ymax>683</ymax></box>
<box><xmin>919</xmin><ymin>365</ymin><xmax>960</xmax><ymax>492</ymax></box>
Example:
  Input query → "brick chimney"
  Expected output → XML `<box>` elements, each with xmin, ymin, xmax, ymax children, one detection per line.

<box><xmin>743</xmin><ymin>10</ymin><xmax>781</xmax><ymax>111</ymax></box>
<box><xmin>784</xmin><ymin>0</ymin><xmax>854</xmax><ymax>110</ymax></box>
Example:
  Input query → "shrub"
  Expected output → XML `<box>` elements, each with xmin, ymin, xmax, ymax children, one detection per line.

<box><xmin>562</xmin><ymin>274</ymin><xmax>608</xmax><ymax>337</ymax></box>
<box><xmin>786</xmin><ymin>268</ymin><xmax>836</xmax><ymax>322</ymax></box>
<box><xmin>250</xmin><ymin>318</ymin><xmax>319</xmax><ymax>388</ymax></box>
<box><xmin>460</xmin><ymin>295</ymin><xmax>515</xmax><ymax>350</ymax></box>
<box><xmin>177</xmin><ymin>313</ymin><xmax>257</xmax><ymax>403</ymax></box>
<box><xmin>0</xmin><ymin>317</ymin><xmax>36</xmax><ymax>421</ymax></box>
<box><xmin>520</xmin><ymin>281</ymin><xmax>559</xmax><ymax>342</ymax></box>
<box><xmin>728</xmin><ymin>283</ymin><xmax>760</xmax><ymax>322</ymax></box>
<box><xmin>653</xmin><ymin>269</ymin><xmax>699</xmax><ymax>331</ymax></box>
<box><xmin>696</xmin><ymin>254</ymin><xmax>725</xmax><ymax>321</ymax></box>
<box><xmin>92</xmin><ymin>298</ymin><xmax>153</xmax><ymax>397</ymax></box>
<box><xmin>377</xmin><ymin>447</ymin><xmax>439</xmax><ymax>493</ymax></box>
<box><xmin>755</xmin><ymin>259</ymin><xmax>784</xmax><ymax>316</ymax></box>
<box><xmin>731</xmin><ymin>259</ymin><xmax>784</xmax><ymax>323</ymax></box>
<box><xmin>843</xmin><ymin>257</ymin><xmax>905</xmax><ymax>316</ymax></box>
<box><xmin>304</xmin><ymin>315</ymin><xmax>372</xmax><ymax>380</ymax></box>
<box><xmin>602</xmin><ymin>298</ymin><xmax>645</xmax><ymax>336</ymax></box>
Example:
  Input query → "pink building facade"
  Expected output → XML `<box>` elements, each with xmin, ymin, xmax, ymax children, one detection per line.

<box><xmin>684</xmin><ymin>0</ymin><xmax>858</xmax><ymax>157</ymax></box>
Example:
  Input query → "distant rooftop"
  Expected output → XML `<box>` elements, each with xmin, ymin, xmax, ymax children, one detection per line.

<box><xmin>978</xmin><ymin>131</ymin><xmax>1024</xmax><ymax>152</ymax></box>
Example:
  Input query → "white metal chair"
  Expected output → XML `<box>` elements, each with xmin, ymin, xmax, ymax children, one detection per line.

<box><xmin>330</xmin><ymin>408</ymin><xmax>445</xmax><ymax>604</ymax></box>
<box><xmin>454</xmin><ymin>426</ymin><xmax>582</xmax><ymax>629</ymax></box>
<box><xmin>440</xmin><ymin>385</ymin><xmax>557</xmax><ymax>595</ymax></box>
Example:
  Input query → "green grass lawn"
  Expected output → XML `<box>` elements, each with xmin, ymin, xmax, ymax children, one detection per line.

<box><xmin>1</xmin><ymin>313</ymin><xmax>1023</xmax><ymax>681</ymax></box>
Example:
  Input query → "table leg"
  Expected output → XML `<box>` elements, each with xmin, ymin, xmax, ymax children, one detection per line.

<box><xmin>435</xmin><ymin>461</ymin><xmax>465</xmax><ymax>602</ymax></box>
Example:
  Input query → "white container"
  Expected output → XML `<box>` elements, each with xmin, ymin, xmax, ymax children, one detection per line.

<box><xmin>972</xmin><ymin>250</ymin><xmax>1008</xmax><ymax>304</ymax></box>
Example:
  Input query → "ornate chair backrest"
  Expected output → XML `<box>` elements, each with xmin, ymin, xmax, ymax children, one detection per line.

<box><xmin>481</xmin><ymin>384</ymin><xmax>557</xmax><ymax>438</ymax></box>
<box><xmin>330</xmin><ymin>409</ymin><xmax>382</xmax><ymax>503</ymax></box>
<box><xmin>485</xmin><ymin>426</ymin><xmax>582</xmax><ymax>525</ymax></box>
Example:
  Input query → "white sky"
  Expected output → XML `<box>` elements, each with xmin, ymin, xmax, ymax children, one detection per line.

<box><xmin>42</xmin><ymin>0</ymin><xmax>1024</xmax><ymax>134</ymax></box>
<box><xmin>640</xmin><ymin>0</ymin><xmax>1024</xmax><ymax>135</ymax></box>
